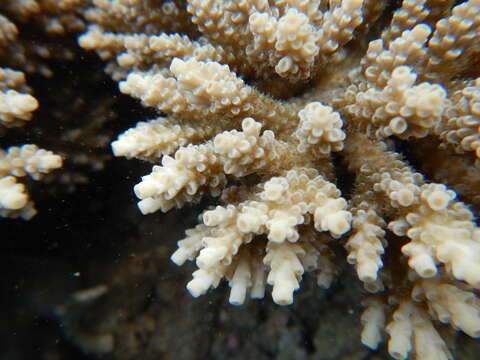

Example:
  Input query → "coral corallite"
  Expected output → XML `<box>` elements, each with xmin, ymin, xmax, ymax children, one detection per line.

<box><xmin>79</xmin><ymin>1</ymin><xmax>480</xmax><ymax>359</ymax></box>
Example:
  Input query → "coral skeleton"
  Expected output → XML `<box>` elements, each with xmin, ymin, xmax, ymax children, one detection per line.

<box><xmin>24</xmin><ymin>0</ymin><xmax>480</xmax><ymax>358</ymax></box>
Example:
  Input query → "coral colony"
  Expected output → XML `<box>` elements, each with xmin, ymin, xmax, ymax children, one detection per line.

<box><xmin>2</xmin><ymin>1</ymin><xmax>480</xmax><ymax>358</ymax></box>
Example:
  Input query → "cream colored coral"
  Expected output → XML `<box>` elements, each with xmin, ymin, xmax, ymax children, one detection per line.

<box><xmin>344</xmin><ymin>133</ymin><xmax>424</xmax><ymax>208</ymax></box>
<box><xmin>225</xmin><ymin>168</ymin><xmax>351</xmax><ymax>241</ymax></box>
<box><xmin>385</xmin><ymin>300</ymin><xmax>452</xmax><ymax>360</ymax></box>
<box><xmin>346</xmin><ymin>206</ymin><xmax>386</xmax><ymax>283</ymax></box>
<box><xmin>246</xmin><ymin>168</ymin><xmax>351</xmax><ymax>241</ymax></box>
<box><xmin>170</xmin><ymin>167</ymin><xmax>349</xmax><ymax>305</ymax></box>
<box><xmin>393</xmin><ymin>185</ymin><xmax>480</xmax><ymax>286</ymax></box>
<box><xmin>199</xmin><ymin>205</ymin><xmax>247</xmax><ymax>267</ymax></box>
<box><xmin>228</xmin><ymin>250</ymin><xmax>257</xmax><ymax>305</ymax></box>
<box><xmin>363</xmin><ymin>24</ymin><xmax>431</xmax><ymax>87</ymax></box>
<box><xmin>312</xmin><ymin>185</ymin><xmax>351</xmax><ymax>238</ymax></box>
<box><xmin>362</xmin><ymin>296</ymin><xmax>454</xmax><ymax>360</ymax></box>
<box><xmin>316</xmin><ymin>0</ymin><xmax>364</xmax><ymax>54</ymax></box>
<box><xmin>0</xmin><ymin>0</ymin><xmax>86</xmax><ymax>115</ymax></box>
<box><xmin>381</xmin><ymin>0</ymin><xmax>429</xmax><ymax>44</ymax></box>
<box><xmin>1</xmin><ymin>0</ymin><xmax>86</xmax><ymax>35</ymax></box>
<box><xmin>353</xmin><ymin>66</ymin><xmax>448</xmax><ymax>139</ymax></box>
<box><xmin>171</xmin><ymin>224</ymin><xmax>209</xmax><ymax>266</ymax></box>
<box><xmin>84</xmin><ymin>0</ymin><xmax>190</xmax><ymax>34</ymax></box>
<box><xmin>0</xmin><ymin>176</ymin><xmax>28</xmax><ymax>210</ymax></box>
<box><xmin>111</xmin><ymin>117</ymin><xmax>216</xmax><ymax>160</ymax></box>
<box><xmin>134</xmin><ymin>118</ymin><xmax>290</xmax><ymax>214</ymax></box>
<box><xmin>264</xmin><ymin>241</ymin><xmax>305</xmax><ymax>305</ymax></box>
<box><xmin>0</xmin><ymin>89</ymin><xmax>38</xmax><ymax>126</ymax></box>
<box><xmin>413</xmin><ymin>279</ymin><xmax>480</xmax><ymax>338</ymax></box>
<box><xmin>0</xmin><ymin>7</ymin><xmax>66</xmax><ymax>218</ymax></box>
<box><xmin>427</xmin><ymin>0</ymin><xmax>480</xmax><ymax>71</ymax></box>
<box><xmin>373</xmin><ymin>169</ymin><xmax>423</xmax><ymax>208</ymax></box>
<box><xmin>0</xmin><ymin>196</ymin><xmax>36</xmax><ymax>219</ymax></box>
<box><xmin>0</xmin><ymin>68</ymin><xmax>38</xmax><ymax>127</ymax></box>
<box><xmin>79</xmin><ymin>27</ymin><xmax>239</xmax><ymax>81</ymax></box>
<box><xmin>78</xmin><ymin>26</ymin><xmax>146</xmax><ymax>61</ymax></box>
<box><xmin>186</xmin><ymin>0</ymin><xmax>267</xmax><ymax>80</ymax></box>
<box><xmin>360</xmin><ymin>297</ymin><xmax>386</xmax><ymax>350</ymax></box>
<box><xmin>0</xmin><ymin>145</ymin><xmax>62</xmax><ymax>219</ymax></box>
<box><xmin>213</xmin><ymin>118</ymin><xmax>286</xmax><ymax>177</ymax></box>
<box><xmin>294</xmin><ymin>102</ymin><xmax>345</xmax><ymax>154</ymax></box>
<box><xmin>173</xmin><ymin>208</ymin><xmax>250</xmax><ymax>301</ymax></box>
<box><xmin>177</xmin><ymin>203</ymin><xmax>273</xmax><ymax>303</ymax></box>
<box><xmin>82</xmin><ymin>0</ymin><xmax>368</xmax><ymax>82</ymax></box>
<box><xmin>119</xmin><ymin>59</ymin><xmax>253</xmax><ymax>119</ymax></box>
<box><xmin>249</xmin><ymin>8</ymin><xmax>320</xmax><ymax>80</ymax></box>
<box><xmin>81</xmin><ymin>0</ymin><xmax>480</xmax><ymax>357</ymax></box>
<box><xmin>345</xmin><ymin>133</ymin><xmax>480</xmax><ymax>286</ymax></box>
<box><xmin>435</xmin><ymin>78</ymin><xmax>480</xmax><ymax>160</ymax></box>
<box><xmin>386</xmin><ymin>300</ymin><xmax>415</xmax><ymax>360</ymax></box>
<box><xmin>0</xmin><ymin>144</ymin><xmax>62</xmax><ymax>179</ymax></box>
<box><xmin>134</xmin><ymin>142</ymin><xmax>225</xmax><ymax>214</ymax></box>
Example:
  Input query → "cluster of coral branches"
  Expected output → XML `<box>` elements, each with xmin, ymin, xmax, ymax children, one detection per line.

<box><xmin>0</xmin><ymin>0</ymin><xmax>116</xmax><ymax>218</ymax></box>
<box><xmin>0</xmin><ymin>0</ymin><xmax>87</xmax><ymax>218</ymax></box>
<box><xmin>2</xmin><ymin>0</ymin><xmax>480</xmax><ymax>359</ymax></box>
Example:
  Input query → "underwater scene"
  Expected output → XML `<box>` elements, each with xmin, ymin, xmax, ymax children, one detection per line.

<box><xmin>2</xmin><ymin>1</ymin><xmax>480</xmax><ymax>359</ymax></box>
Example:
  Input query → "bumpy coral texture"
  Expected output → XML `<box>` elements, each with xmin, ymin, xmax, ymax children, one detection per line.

<box><xmin>80</xmin><ymin>0</ymin><xmax>480</xmax><ymax>359</ymax></box>
<box><xmin>0</xmin><ymin>1</ymin><xmax>84</xmax><ymax>218</ymax></box>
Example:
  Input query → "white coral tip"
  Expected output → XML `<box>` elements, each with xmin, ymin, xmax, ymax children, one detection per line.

<box><xmin>186</xmin><ymin>270</ymin><xmax>216</xmax><ymax>297</ymax></box>
<box><xmin>134</xmin><ymin>180</ymin><xmax>157</xmax><ymax>199</ymax></box>
<box><xmin>409</xmin><ymin>253</ymin><xmax>437</xmax><ymax>278</ymax></box>
<box><xmin>272</xmin><ymin>284</ymin><xmax>294</xmax><ymax>305</ymax></box>
<box><xmin>326</xmin><ymin>211</ymin><xmax>352</xmax><ymax>236</ymax></box>
<box><xmin>137</xmin><ymin>198</ymin><xmax>162</xmax><ymax>214</ymax></box>
<box><xmin>171</xmin><ymin>248</ymin><xmax>189</xmax><ymax>266</ymax></box>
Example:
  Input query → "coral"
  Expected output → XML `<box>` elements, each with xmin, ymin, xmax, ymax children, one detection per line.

<box><xmin>0</xmin><ymin>144</ymin><xmax>62</xmax><ymax>218</ymax></box>
<box><xmin>77</xmin><ymin>0</ymin><xmax>480</xmax><ymax>359</ymax></box>
<box><xmin>0</xmin><ymin>0</ymin><xmax>88</xmax><ymax>78</ymax></box>
<box><xmin>0</xmin><ymin>0</ymin><xmax>121</xmax><ymax>218</ymax></box>
<box><xmin>0</xmin><ymin>1</ymin><xmax>71</xmax><ymax>218</ymax></box>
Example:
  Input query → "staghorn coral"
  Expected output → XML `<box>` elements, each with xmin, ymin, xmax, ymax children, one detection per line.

<box><xmin>0</xmin><ymin>2</ymin><xmax>69</xmax><ymax>218</ymax></box>
<box><xmin>78</xmin><ymin>0</ymin><xmax>480</xmax><ymax>359</ymax></box>
<box><xmin>0</xmin><ymin>0</ymin><xmax>123</xmax><ymax>218</ymax></box>
<box><xmin>0</xmin><ymin>144</ymin><xmax>62</xmax><ymax>219</ymax></box>
<box><xmin>0</xmin><ymin>0</ymin><xmax>88</xmax><ymax>81</ymax></box>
